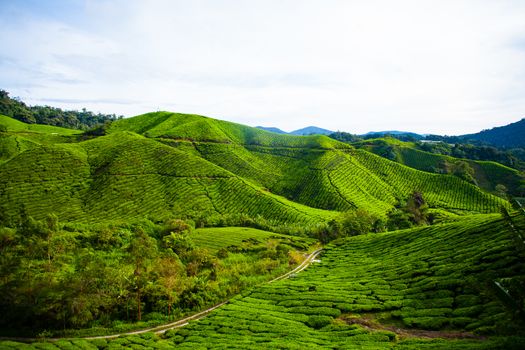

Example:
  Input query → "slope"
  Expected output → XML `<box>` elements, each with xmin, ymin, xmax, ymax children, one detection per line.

<box><xmin>90</xmin><ymin>213</ymin><xmax>525</xmax><ymax>349</ymax></box>
<box><xmin>109</xmin><ymin>113</ymin><xmax>508</xmax><ymax>215</ymax></box>
<box><xmin>0</xmin><ymin>129</ymin><xmax>334</xmax><ymax>225</ymax></box>
<box><xmin>0</xmin><ymin>112</ymin><xmax>509</xmax><ymax>229</ymax></box>
<box><xmin>356</xmin><ymin>138</ymin><xmax>524</xmax><ymax>196</ymax></box>
<box><xmin>108</xmin><ymin>112</ymin><xmax>342</xmax><ymax>148</ymax></box>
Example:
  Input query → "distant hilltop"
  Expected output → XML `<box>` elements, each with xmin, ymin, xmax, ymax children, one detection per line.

<box><xmin>256</xmin><ymin>125</ymin><xmax>333</xmax><ymax>135</ymax></box>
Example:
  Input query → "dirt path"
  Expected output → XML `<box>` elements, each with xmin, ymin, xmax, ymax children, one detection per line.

<box><xmin>341</xmin><ymin>314</ymin><xmax>486</xmax><ymax>340</ymax></box>
<box><xmin>2</xmin><ymin>248</ymin><xmax>323</xmax><ymax>342</ymax></box>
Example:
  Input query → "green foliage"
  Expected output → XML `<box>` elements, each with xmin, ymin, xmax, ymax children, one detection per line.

<box><xmin>0</xmin><ymin>108</ymin><xmax>520</xmax><ymax>348</ymax></box>
<box><xmin>0</xmin><ymin>90</ymin><xmax>122</xmax><ymax>130</ymax></box>
<box><xmin>0</xmin><ymin>112</ymin><xmax>507</xmax><ymax>232</ymax></box>
<box><xmin>306</xmin><ymin>315</ymin><xmax>333</xmax><ymax>329</ymax></box>
<box><xmin>0</xmin><ymin>213</ymin><xmax>311</xmax><ymax>336</ymax></box>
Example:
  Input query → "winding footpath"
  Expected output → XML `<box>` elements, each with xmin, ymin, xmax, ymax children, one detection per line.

<box><xmin>4</xmin><ymin>248</ymin><xmax>323</xmax><ymax>342</ymax></box>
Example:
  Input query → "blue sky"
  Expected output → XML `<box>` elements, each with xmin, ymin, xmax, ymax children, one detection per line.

<box><xmin>1</xmin><ymin>0</ymin><xmax>525</xmax><ymax>135</ymax></box>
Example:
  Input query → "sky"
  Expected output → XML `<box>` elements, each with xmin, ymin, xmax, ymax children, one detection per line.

<box><xmin>1</xmin><ymin>0</ymin><xmax>525</xmax><ymax>135</ymax></box>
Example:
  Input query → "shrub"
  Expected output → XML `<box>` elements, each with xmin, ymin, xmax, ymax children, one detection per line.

<box><xmin>306</xmin><ymin>315</ymin><xmax>333</xmax><ymax>329</ymax></box>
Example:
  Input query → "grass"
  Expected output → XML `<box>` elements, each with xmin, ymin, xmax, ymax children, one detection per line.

<box><xmin>0</xmin><ymin>111</ymin><xmax>523</xmax><ymax>348</ymax></box>
<box><xmin>4</xmin><ymin>213</ymin><xmax>524</xmax><ymax>348</ymax></box>
<box><xmin>191</xmin><ymin>227</ymin><xmax>316</xmax><ymax>252</ymax></box>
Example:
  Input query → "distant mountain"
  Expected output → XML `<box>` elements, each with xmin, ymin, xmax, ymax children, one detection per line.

<box><xmin>255</xmin><ymin>126</ymin><xmax>287</xmax><ymax>134</ymax></box>
<box><xmin>290</xmin><ymin>126</ymin><xmax>333</xmax><ymax>135</ymax></box>
<box><xmin>461</xmin><ymin>118</ymin><xmax>525</xmax><ymax>148</ymax></box>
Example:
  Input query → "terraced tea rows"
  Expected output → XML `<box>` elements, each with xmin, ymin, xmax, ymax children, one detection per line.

<box><xmin>134</xmin><ymin>214</ymin><xmax>524</xmax><ymax>349</ymax></box>
<box><xmin>1</xmin><ymin>113</ymin><xmax>509</xmax><ymax>227</ymax></box>
<box><xmin>0</xmin><ymin>128</ymin><xmax>334</xmax><ymax>225</ymax></box>
<box><xmin>353</xmin><ymin>150</ymin><xmax>507</xmax><ymax>212</ymax></box>
<box><xmin>359</xmin><ymin>138</ymin><xmax>523</xmax><ymax>195</ymax></box>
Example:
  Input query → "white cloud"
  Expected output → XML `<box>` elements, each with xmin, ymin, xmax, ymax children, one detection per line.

<box><xmin>1</xmin><ymin>0</ymin><xmax>525</xmax><ymax>134</ymax></box>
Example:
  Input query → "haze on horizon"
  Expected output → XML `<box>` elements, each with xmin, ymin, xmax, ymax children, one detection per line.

<box><xmin>1</xmin><ymin>0</ymin><xmax>525</xmax><ymax>135</ymax></box>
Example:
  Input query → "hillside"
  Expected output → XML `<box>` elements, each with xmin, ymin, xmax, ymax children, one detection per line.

<box><xmin>462</xmin><ymin>118</ymin><xmax>525</xmax><ymax>148</ymax></box>
<box><xmin>3</xmin><ymin>212</ymin><xmax>523</xmax><ymax>348</ymax></box>
<box><xmin>149</xmin><ymin>213</ymin><xmax>523</xmax><ymax>349</ymax></box>
<box><xmin>0</xmin><ymin>113</ymin><xmax>509</xmax><ymax>230</ymax></box>
<box><xmin>362</xmin><ymin>130</ymin><xmax>424</xmax><ymax>140</ymax></box>
<box><xmin>0</xmin><ymin>111</ymin><xmax>523</xmax><ymax>348</ymax></box>
<box><xmin>355</xmin><ymin>137</ymin><xmax>525</xmax><ymax>197</ymax></box>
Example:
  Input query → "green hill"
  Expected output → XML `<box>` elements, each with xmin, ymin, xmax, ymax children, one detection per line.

<box><xmin>355</xmin><ymin>137</ymin><xmax>524</xmax><ymax>197</ymax></box>
<box><xmin>0</xmin><ymin>113</ymin><xmax>509</xmax><ymax>229</ymax></box>
<box><xmin>111</xmin><ymin>112</ymin><xmax>508</xmax><ymax>215</ymax></box>
<box><xmin>0</xmin><ymin>111</ymin><xmax>523</xmax><ymax>347</ymax></box>
<box><xmin>0</xmin><ymin>128</ymin><xmax>334</xmax><ymax>226</ymax></box>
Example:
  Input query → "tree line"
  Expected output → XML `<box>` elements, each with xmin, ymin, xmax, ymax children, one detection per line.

<box><xmin>0</xmin><ymin>89</ymin><xmax>122</xmax><ymax>130</ymax></box>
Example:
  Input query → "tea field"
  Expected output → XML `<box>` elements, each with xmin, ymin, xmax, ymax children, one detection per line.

<box><xmin>1</xmin><ymin>213</ymin><xmax>523</xmax><ymax>349</ymax></box>
<box><xmin>1</xmin><ymin>111</ymin><xmax>524</xmax><ymax>347</ymax></box>
<box><xmin>0</xmin><ymin>113</ymin><xmax>509</xmax><ymax>228</ymax></box>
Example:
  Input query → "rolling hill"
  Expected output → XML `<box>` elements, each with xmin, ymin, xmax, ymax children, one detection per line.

<box><xmin>150</xmin><ymin>213</ymin><xmax>525</xmax><ymax>349</ymax></box>
<box><xmin>0</xmin><ymin>112</ymin><xmax>509</xmax><ymax>229</ymax></box>
<box><xmin>355</xmin><ymin>137</ymin><xmax>524</xmax><ymax>197</ymax></box>
<box><xmin>255</xmin><ymin>126</ymin><xmax>287</xmax><ymax>134</ymax></box>
<box><xmin>0</xmin><ymin>111</ymin><xmax>524</xmax><ymax>348</ymax></box>
<box><xmin>4</xmin><ymin>210</ymin><xmax>523</xmax><ymax>349</ymax></box>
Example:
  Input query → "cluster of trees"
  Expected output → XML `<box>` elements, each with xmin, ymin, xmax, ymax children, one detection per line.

<box><xmin>386</xmin><ymin>191</ymin><xmax>433</xmax><ymax>231</ymax></box>
<box><xmin>0</xmin><ymin>90</ymin><xmax>122</xmax><ymax>130</ymax></box>
<box><xmin>0</xmin><ymin>213</ymin><xmax>296</xmax><ymax>335</ymax></box>
<box><xmin>313</xmin><ymin>192</ymin><xmax>433</xmax><ymax>243</ymax></box>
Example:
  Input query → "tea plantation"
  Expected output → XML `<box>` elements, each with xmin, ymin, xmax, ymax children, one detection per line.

<box><xmin>114</xmin><ymin>213</ymin><xmax>525</xmax><ymax>348</ymax></box>
<box><xmin>2</xmin><ymin>212</ymin><xmax>523</xmax><ymax>349</ymax></box>
<box><xmin>0</xmin><ymin>112</ymin><xmax>509</xmax><ymax>226</ymax></box>
<box><xmin>190</xmin><ymin>227</ymin><xmax>316</xmax><ymax>252</ymax></box>
<box><xmin>0</xmin><ymin>111</ymin><xmax>524</xmax><ymax>348</ymax></box>
<box><xmin>355</xmin><ymin>138</ymin><xmax>524</xmax><ymax>197</ymax></box>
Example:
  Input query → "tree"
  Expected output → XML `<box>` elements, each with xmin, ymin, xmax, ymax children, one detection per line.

<box><xmin>387</xmin><ymin>192</ymin><xmax>431</xmax><ymax>230</ymax></box>
<box><xmin>154</xmin><ymin>255</ymin><xmax>186</xmax><ymax>320</ymax></box>
<box><xmin>452</xmin><ymin>161</ymin><xmax>476</xmax><ymax>184</ymax></box>
<box><xmin>340</xmin><ymin>208</ymin><xmax>379</xmax><ymax>236</ymax></box>
<box><xmin>495</xmin><ymin>184</ymin><xmax>508</xmax><ymax>199</ymax></box>
<box><xmin>405</xmin><ymin>191</ymin><xmax>429</xmax><ymax>225</ymax></box>
<box><xmin>127</xmin><ymin>227</ymin><xmax>158</xmax><ymax>321</ymax></box>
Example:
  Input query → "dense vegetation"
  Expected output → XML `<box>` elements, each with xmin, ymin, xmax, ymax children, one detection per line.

<box><xmin>0</xmin><ymin>215</ymin><xmax>314</xmax><ymax>336</ymax></box>
<box><xmin>144</xmin><ymin>213</ymin><xmax>523</xmax><ymax>349</ymax></box>
<box><xmin>0</xmin><ymin>90</ymin><xmax>122</xmax><ymax>130</ymax></box>
<box><xmin>0</xmin><ymin>110</ymin><xmax>523</xmax><ymax>348</ymax></box>
<box><xmin>417</xmin><ymin>141</ymin><xmax>525</xmax><ymax>171</ymax></box>
<box><xmin>458</xmin><ymin>118</ymin><xmax>525</xmax><ymax>148</ymax></box>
